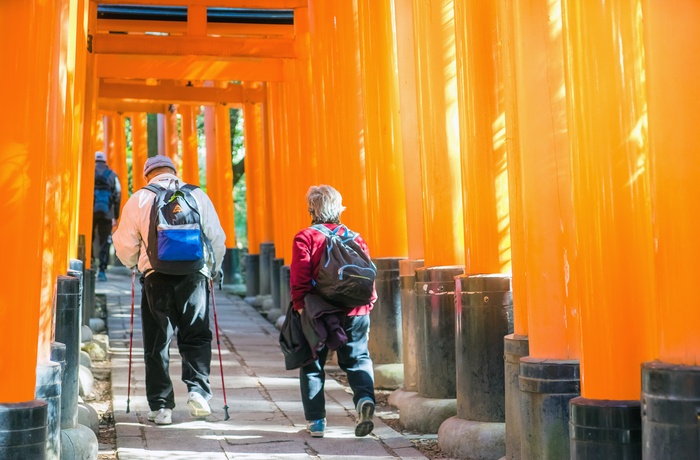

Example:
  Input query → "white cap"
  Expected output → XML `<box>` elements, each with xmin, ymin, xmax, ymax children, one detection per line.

<box><xmin>95</xmin><ymin>151</ymin><xmax>107</xmax><ymax>162</ymax></box>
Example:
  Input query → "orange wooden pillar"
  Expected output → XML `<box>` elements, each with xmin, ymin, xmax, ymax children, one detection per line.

<box><xmin>561</xmin><ymin>0</ymin><xmax>654</xmax><ymax>456</ymax></box>
<box><xmin>0</xmin><ymin>2</ymin><xmax>55</xmax><ymax>432</ymax></box>
<box><xmin>216</xmin><ymin>101</ymin><xmax>238</xmax><ymax>285</ymax></box>
<box><xmin>266</xmin><ymin>82</ymin><xmax>290</xmax><ymax>264</ymax></box>
<box><xmin>509</xmin><ymin>1</ymin><xmax>581</xmax><ymax>457</ymax></box>
<box><xmin>499</xmin><ymin>1</ymin><xmax>530</xmax><ymax>458</ymax></box>
<box><xmin>333</xmin><ymin>1</ymin><xmax>369</xmax><ymax>237</ymax></box>
<box><xmin>66</xmin><ymin>0</ymin><xmax>89</xmax><ymax>262</ymax></box>
<box><xmin>307</xmin><ymin>0</ymin><xmax>336</xmax><ymax>187</ymax></box>
<box><xmin>412</xmin><ymin>0</ymin><xmax>464</xmax><ymax>267</ymax></box>
<box><xmin>357</xmin><ymin>0</ymin><xmax>408</xmax><ymax>259</ymax></box>
<box><xmin>394</xmin><ymin>0</ymin><xmax>425</xmax><ymax>262</ymax></box>
<box><xmin>204</xmin><ymin>104</ymin><xmax>219</xmax><ymax>209</ymax></box>
<box><xmin>641</xmin><ymin>1</ymin><xmax>700</xmax><ymax>457</ymax></box>
<box><xmin>454</xmin><ymin>0</ymin><xmax>510</xmax><ymax>275</ymax></box>
<box><xmin>130</xmin><ymin>113</ymin><xmax>148</xmax><ymax>190</ymax></box>
<box><xmin>180</xmin><ymin>105</ymin><xmax>199</xmax><ymax>186</ymax></box>
<box><xmin>78</xmin><ymin>0</ymin><xmax>99</xmax><ymax>271</ymax></box>
<box><xmin>243</xmin><ymin>83</ymin><xmax>262</xmax><ymax>259</ymax></box>
<box><xmin>162</xmin><ymin>107</ymin><xmax>180</xmax><ymax>172</ymax></box>
<box><xmin>107</xmin><ymin>114</ymin><xmax>129</xmax><ymax>210</ymax></box>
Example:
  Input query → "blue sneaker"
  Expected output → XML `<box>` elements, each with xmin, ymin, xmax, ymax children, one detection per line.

<box><xmin>306</xmin><ymin>418</ymin><xmax>326</xmax><ymax>438</ymax></box>
<box><xmin>355</xmin><ymin>397</ymin><xmax>375</xmax><ymax>437</ymax></box>
<box><xmin>97</xmin><ymin>270</ymin><xmax>107</xmax><ymax>282</ymax></box>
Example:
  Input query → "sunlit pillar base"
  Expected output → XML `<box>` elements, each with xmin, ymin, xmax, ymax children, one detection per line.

<box><xmin>370</xmin><ymin>258</ymin><xmax>405</xmax><ymax>390</ymax></box>
<box><xmin>415</xmin><ymin>266</ymin><xmax>465</xmax><ymax>399</ymax></box>
<box><xmin>399</xmin><ymin>259</ymin><xmax>424</xmax><ymax>393</ymax></box>
<box><xmin>439</xmin><ymin>416</ymin><xmax>505</xmax><ymax>460</ymax></box>
<box><xmin>35</xmin><ymin>361</ymin><xmax>62</xmax><ymax>460</ymax></box>
<box><xmin>519</xmin><ymin>358</ymin><xmax>580</xmax><ymax>460</ymax></box>
<box><xmin>503</xmin><ymin>334</ymin><xmax>529</xmax><ymax>460</ymax></box>
<box><xmin>642</xmin><ymin>361</ymin><xmax>700</xmax><ymax>460</ymax></box>
<box><xmin>569</xmin><ymin>397</ymin><xmax>641</xmax><ymax>460</ymax></box>
<box><xmin>388</xmin><ymin>388</ymin><xmax>456</xmax><ymax>434</ymax></box>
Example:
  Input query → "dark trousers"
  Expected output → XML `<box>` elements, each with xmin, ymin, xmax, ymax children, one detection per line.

<box><xmin>299</xmin><ymin>314</ymin><xmax>375</xmax><ymax>421</ymax></box>
<box><xmin>92</xmin><ymin>217</ymin><xmax>112</xmax><ymax>271</ymax></box>
<box><xmin>141</xmin><ymin>272</ymin><xmax>212</xmax><ymax>411</ymax></box>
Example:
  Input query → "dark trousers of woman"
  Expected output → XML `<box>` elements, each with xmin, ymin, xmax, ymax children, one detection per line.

<box><xmin>141</xmin><ymin>272</ymin><xmax>212</xmax><ymax>411</ymax></box>
<box><xmin>299</xmin><ymin>314</ymin><xmax>375</xmax><ymax>421</ymax></box>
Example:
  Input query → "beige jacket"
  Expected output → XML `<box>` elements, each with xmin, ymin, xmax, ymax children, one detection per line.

<box><xmin>113</xmin><ymin>173</ymin><xmax>226</xmax><ymax>277</ymax></box>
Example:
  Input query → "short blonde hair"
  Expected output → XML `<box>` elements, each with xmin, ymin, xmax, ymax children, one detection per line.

<box><xmin>306</xmin><ymin>185</ymin><xmax>346</xmax><ymax>224</ymax></box>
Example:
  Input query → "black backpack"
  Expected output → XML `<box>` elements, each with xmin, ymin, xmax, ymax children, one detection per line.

<box><xmin>144</xmin><ymin>182</ymin><xmax>210</xmax><ymax>275</ymax></box>
<box><xmin>310</xmin><ymin>224</ymin><xmax>376</xmax><ymax>308</ymax></box>
<box><xmin>94</xmin><ymin>169</ymin><xmax>113</xmax><ymax>218</ymax></box>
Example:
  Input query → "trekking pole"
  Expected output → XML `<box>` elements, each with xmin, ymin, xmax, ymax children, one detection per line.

<box><xmin>126</xmin><ymin>269</ymin><xmax>136</xmax><ymax>413</ymax></box>
<box><xmin>210</xmin><ymin>278</ymin><xmax>230</xmax><ymax>420</ymax></box>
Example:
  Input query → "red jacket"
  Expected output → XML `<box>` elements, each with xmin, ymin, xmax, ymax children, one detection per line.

<box><xmin>290</xmin><ymin>223</ymin><xmax>376</xmax><ymax>316</ymax></box>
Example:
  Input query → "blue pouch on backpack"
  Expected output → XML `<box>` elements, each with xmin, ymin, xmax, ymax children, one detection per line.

<box><xmin>157</xmin><ymin>223</ymin><xmax>203</xmax><ymax>261</ymax></box>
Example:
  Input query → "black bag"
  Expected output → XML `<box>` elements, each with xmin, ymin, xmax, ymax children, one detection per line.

<box><xmin>93</xmin><ymin>169</ymin><xmax>113</xmax><ymax>218</ymax></box>
<box><xmin>144</xmin><ymin>182</ymin><xmax>210</xmax><ymax>275</ymax></box>
<box><xmin>310</xmin><ymin>224</ymin><xmax>376</xmax><ymax>308</ymax></box>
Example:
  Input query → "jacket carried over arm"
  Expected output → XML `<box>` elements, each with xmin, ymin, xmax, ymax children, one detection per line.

<box><xmin>290</xmin><ymin>223</ymin><xmax>376</xmax><ymax>316</ymax></box>
<box><xmin>112</xmin><ymin>173</ymin><xmax>226</xmax><ymax>276</ymax></box>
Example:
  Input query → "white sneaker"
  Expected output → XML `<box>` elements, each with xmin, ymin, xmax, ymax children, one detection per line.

<box><xmin>187</xmin><ymin>391</ymin><xmax>212</xmax><ymax>418</ymax></box>
<box><xmin>147</xmin><ymin>408</ymin><xmax>172</xmax><ymax>425</ymax></box>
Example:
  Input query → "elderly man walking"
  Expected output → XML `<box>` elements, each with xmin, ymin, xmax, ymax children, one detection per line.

<box><xmin>113</xmin><ymin>155</ymin><xmax>226</xmax><ymax>425</ymax></box>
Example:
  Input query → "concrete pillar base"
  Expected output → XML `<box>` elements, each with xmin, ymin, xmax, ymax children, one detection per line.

<box><xmin>36</xmin><ymin>361</ymin><xmax>62</xmax><ymax>460</ymax></box>
<box><xmin>266</xmin><ymin>308</ymin><xmax>283</xmax><ymax>325</ymax></box>
<box><xmin>0</xmin><ymin>400</ymin><xmax>48</xmax><ymax>459</ymax></box>
<box><xmin>569</xmin><ymin>397</ymin><xmax>641</xmax><ymax>459</ymax></box>
<box><xmin>438</xmin><ymin>416</ymin><xmax>506</xmax><ymax>460</ymax></box>
<box><xmin>519</xmin><ymin>358</ymin><xmax>580</xmax><ymax>460</ymax></box>
<box><xmin>642</xmin><ymin>361</ymin><xmax>700</xmax><ymax>460</ymax></box>
<box><xmin>374</xmin><ymin>363</ymin><xmax>404</xmax><ymax>390</ymax></box>
<box><xmin>388</xmin><ymin>389</ymin><xmax>456</xmax><ymax>434</ymax></box>
<box><xmin>61</xmin><ymin>424</ymin><xmax>98</xmax><ymax>460</ymax></box>
<box><xmin>504</xmin><ymin>334</ymin><xmax>529</xmax><ymax>460</ymax></box>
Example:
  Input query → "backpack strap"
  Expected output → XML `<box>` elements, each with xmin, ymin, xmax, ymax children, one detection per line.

<box><xmin>143</xmin><ymin>183</ymin><xmax>164</xmax><ymax>195</ymax></box>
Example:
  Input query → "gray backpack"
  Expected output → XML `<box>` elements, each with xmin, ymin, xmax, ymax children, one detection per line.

<box><xmin>310</xmin><ymin>224</ymin><xmax>376</xmax><ymax>308</ymax></box>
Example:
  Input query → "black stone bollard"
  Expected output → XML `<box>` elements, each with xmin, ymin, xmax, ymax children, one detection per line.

<box><xmin>246</xmin><ymin>253</ymin><xmax>260</xmax><ymax>297</ymax></box>
<box><xmin>35</xmin><ymin>359</ymin><xmax>62</xmax><ymax>460</ymax></box>
<box><xmin>271</xmin><ymin>258</ymin><xmax>283</xmax><ymax>310</ymax></box>
<box><xmin>369</xmin><ymin>258</ymin><xmax>404</xmax><ymax>364</ymax></box>
<box><xmin>504</xmin><ymin>334</ymin><xmax>529</xmax><ymax>460</ymax></box>
<box><xmin>54</xmin><ymin>275</ymin><xmax>81</xmax><ymax>429</ymax></box>
<box><xmin>642</xmin><ymin>361</ymin><xmax>700</xmax><ymax>460</ymax></box>
<box><xmin>259</xmin><ymin>242</ymin><xmax>274</xmax><ymax>295</ymax></box>
<box><xmin>455</xmin><ymin>274</ymin><xmax>513</xmax><ymax>422</ymax></box>
<box><xmin>415</xmin><ymin>266</ymin><xmax>464</xmax><ymax>399</ymax></box>
<box><xmin>280</xmin><ymin>265</ymin><xmax>291</xmax><ymax>314</ymax></box>
<box><xmin>83</xmin><ymin>269</ymin><xmax>96</xmax><ymax>326</ymax></box>
<box><xmin>0</xmin><ymin>400</ymin><xmax>48</xmax><ymax>459</ymax></box>
<box><xmin>570</xmin><ymin>397</ymin><xmax>641</xmax><ymax>459</ymax></box>
<box><xmin>519</xmin><ymin>358</ymin><xmax>580</xmax><ymax>460</ymax></box>
<box><xmin>70</xmin><ymin>258</ymin><xmax>90</xmax><ymax>327</ymax></box>
<box><xmin>223</xmin><ymin>247</ymin><xmax>242</xmax><ymax>285</ymax></box>
<box><xmin>399</xmin><ymin>259</ymin><xmax>424</xmax><ymax>392</ymax></box>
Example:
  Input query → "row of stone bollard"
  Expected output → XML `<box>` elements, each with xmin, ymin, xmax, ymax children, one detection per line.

<box><xmin>37</xmin><ymin>258</ymin><xmax>108</xmax><ymax>460</ymax></box>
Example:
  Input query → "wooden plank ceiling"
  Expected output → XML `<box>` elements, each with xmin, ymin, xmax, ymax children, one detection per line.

<box><xmin>94</xmin><ymin>0</ymin><xmax>304</xmax><ymax>112</ymax></box>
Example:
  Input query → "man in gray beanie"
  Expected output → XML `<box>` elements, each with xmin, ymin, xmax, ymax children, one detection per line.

<box><xmin>113</xmin><ymin>154</ymin><xmax>226</xmax><ymax>425</ymax></box>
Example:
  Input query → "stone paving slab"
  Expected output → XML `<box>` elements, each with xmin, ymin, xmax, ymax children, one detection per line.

<box><xmin>99</xmin><ymin>270</ymin><xmax>427</xmax><ymax>459</ymax></box>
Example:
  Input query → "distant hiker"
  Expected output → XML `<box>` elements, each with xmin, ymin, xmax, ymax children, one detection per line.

<box><xmin>93</xmin><ymin>151</ymin><xmax>121</xmax><ymax>282</ymax></box>
<box><xmin>113</xmin><ymin>155</ymin><xmax>226</xmax><ymax>425</ymax></box>
<box><xmin>290</xmin><ymin>184</ymin><xmax>377</xmax><ymax>438</ymax></box>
